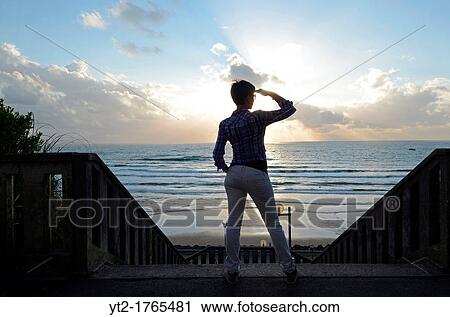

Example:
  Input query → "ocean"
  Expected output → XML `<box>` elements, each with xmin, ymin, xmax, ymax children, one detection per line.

<box><xmin>69</xmin><ymin>141</ymin><xmax>450</xmax><ymax>247</ymax></box>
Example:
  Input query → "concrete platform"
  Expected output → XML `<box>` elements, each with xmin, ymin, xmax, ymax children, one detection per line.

<box><xmin>93</xmin><ymin>263</ymin><xmax>430</xmax><ymax>279</ymax></box>
<box><xmin>3</xmin><ymin>263</ymin><xmax>450</xmax><ymax>297</ymax></box>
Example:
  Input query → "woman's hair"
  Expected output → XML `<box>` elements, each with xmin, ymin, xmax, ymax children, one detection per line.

<box><xmin>230</xmin><ymin>80</ymin><xmax>255</xmax><ymax>105</ymax></box>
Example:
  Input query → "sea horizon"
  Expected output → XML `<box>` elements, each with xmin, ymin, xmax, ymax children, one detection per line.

<box><xmin>75</xmin><ymin>139</ymin><xmax>450</xmax><ymax>147</ymax></box>
<box><xmin>67</xmin><ymin>140</ymin><xmax>450</xmax><ymax>247</ymax></box>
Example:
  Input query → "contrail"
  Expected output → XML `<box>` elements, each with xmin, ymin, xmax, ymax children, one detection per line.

<box><xmin>25</xmin><ymin>24</ymin><xmax>180</xmax><ymax>120</ymax></box>
<box><xmin>298</xmin><ymin>24</ymin><xmax>426</xmax><ymax>104</ymax></box>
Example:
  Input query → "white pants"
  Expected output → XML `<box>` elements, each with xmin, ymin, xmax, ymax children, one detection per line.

<box><xmin>223</xmin><ymin>164</ymin><xmax>296</xmax><ymax>274</ymax></box>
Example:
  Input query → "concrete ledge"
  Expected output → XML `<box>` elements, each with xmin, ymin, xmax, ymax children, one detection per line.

<box><xmin>4</xmin><ymin>275</ymin><xmax>450</xmax><ymax>297</ymax></box>
<box><xmin>93</xmin><ymin>263</ymin><xmax>430</xmax><ymax>280</ymax></box>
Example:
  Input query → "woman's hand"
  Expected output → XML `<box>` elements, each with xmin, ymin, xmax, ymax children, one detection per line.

<box><xmin>255</xmin><ymin>88</ymin><xmax>272</xmax><ymax>97</ymax></box>
<box><xmin>256</xmin><ymin>89</ymin><xmax>284</xmax><ymax>103</ymax></box>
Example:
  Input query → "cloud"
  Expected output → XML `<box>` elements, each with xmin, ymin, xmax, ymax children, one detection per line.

<box><xmin>0</xmin><ymin>43</ymin><xmax>39</xmax><ymax>67</ymax></box>
<box><xmin>1</xmin><ymin>42</ymin><xmax>449</xmax><ymax>143</ymax></box>
<box><xmin>201</xmin><ymin>53</ymin><xmax>283</xmax><ymax>87</ymax></box>
<box><xmin>354</xmin><ymin>68</ymin><xmax>398</xmax><ymax>92</ymax></box>
<box><xmin>423</xmin><ymin>77</ymin><xmax>450</xmax><ymax>89</ymax></box>
<box><xmin>0</xmin><ymin>42</ymin><xmax>194</xmax><ymax>143</ymax></box>
<box><xmin>210</xmin><ymin>43</ymin><xmax>227</xmax><ymax>56</ymax></box>
<box><xmin>341</xmin><ymin>85</ymin><xmax>450</xmax><ymax>130</ymax></box>
<box><xmin>294</xmin><ymin>103</ymin><xmax>349</xmax><ymax>129</ymax></box>
<box><xmin>401</xmin><ymin>55</ymin><xmax>415</xmax><ymax>62</ymax></box>
<box><xmin>361</xmin><ymin>68</ymin><xmax>397</xmax><ymax>90</ymax></box>
<box><xmin>311</xmin><ymin>69</ymin><xmax>450</xmax><ymax>138</ymax></box>
<box><xmin>79</xmin><ymin>11</ymin><xmax>107</xmax><ymax>30</ymax></box>
<box><xmin>0</xmin><ymin>70</ymin><xmax>62</xmax><ymax>106</ymax></box>
<box><xmin>110</xmin><ymin>0</ymin><xmax>169</xmax><ymax>37</ymax></box>
<box><xmin>198</xmin><ymin>59</ymin><xmax>449</xmax><ymax>140</ymax></box>
<box><xmin>112</xmin><ymin>38</ymin><xmax>162</xmax><ymax>58</ymax></box>
<box><xmin>350</xmin><ymin>68</ymin><xmax>399</xmax><ymax>102</ymax></box>
<box><xmin>224</xmin><ymin>61</ymin><xmax>282</xmax><ymax>87</ymax></box>
<box><xmin>275</xmin><ymin>68</ymin><xmax>450</xmax><ymax>140</ymax></box>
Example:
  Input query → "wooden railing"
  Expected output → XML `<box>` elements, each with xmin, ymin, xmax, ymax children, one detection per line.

<box><xmin>184</xmin><ymin>246</ymin><xmax>311</xmax><ymax>264</ymax></box>
<box><xmin>0</xmin><ymin>153</ymin><xmax>186</xmax><ymax>276</ymax></box>
<box><xmin>313</xmin><ymin>149</ymin><xmax>450</xmax><ymax>271</ymax></box>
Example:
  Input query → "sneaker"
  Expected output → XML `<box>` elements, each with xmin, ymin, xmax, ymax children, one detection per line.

<box><xmin>285</xmin><ymin>266</ymin><xmax>298</xmax><ymax>285</ymax></box>
<box><xmin>224</xmin><ymin>270</ymin><xmax>239</xmax><ymax>285</ymax></box>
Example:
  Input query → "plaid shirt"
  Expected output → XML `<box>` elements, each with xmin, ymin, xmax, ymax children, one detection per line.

<box><xmin>213</xmin><ymin>99</ymin><xmax>296</xmax><ymax>172</ymax></box>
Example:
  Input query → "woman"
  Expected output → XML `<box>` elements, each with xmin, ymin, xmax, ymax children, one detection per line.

<box><xmin>212</xmin><ymin>80</ymin><xmax>298</xmax><ymax>285</ymax></box>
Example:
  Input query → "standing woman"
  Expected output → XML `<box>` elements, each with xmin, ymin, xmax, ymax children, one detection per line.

<box><xmin>212</xmin><ymin>80</ymin><xmax>298</xmax><ymax>285</ymax></box>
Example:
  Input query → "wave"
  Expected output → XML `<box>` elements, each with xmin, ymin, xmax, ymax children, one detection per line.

<box><xmin>272</xmin><ymin>180</ymin><xmax>397</xmax><ymax>186</ymax></box>
<box><xmin>270</xmin><ymin>168</ymin><xmax>411</xmax><ymax>173</ymax></box>
<box><xmin>114</xmin><ymin>172</ymin><xmax>404</xmax><ymax>180</ymax></box>
<box><xmin>127</xmin><ymin>180</ymin><xmax>397</xmax><ymax>187</ymax></box>
<box><xmin>127</xmin><ymin>181</ymin><xmax>224</xmax><ymax>187</ymax></box>
<box><xmin>112</xmin><ymin>164</ymin><xmax>411</xmax><ymax>174</ymax></box>
<box><xmin>128</xmin><ymin>187</ymin><xmax>387</xmax><ymax>195</ymax></box>
<box><xmin>130</xmin><ymin>155</ymin><xmax>209</xmax><ymax>162</ymax></box>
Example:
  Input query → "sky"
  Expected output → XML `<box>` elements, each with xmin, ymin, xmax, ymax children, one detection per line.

<box><xmin>0</xmin><ymin>0</ymin><xmax>449</xmax><ymax>144</ymax></box>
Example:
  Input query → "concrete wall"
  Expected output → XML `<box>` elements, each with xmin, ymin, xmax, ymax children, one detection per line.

<box><xmin>313</xmin><ymin>149</ymin><xmax>450</xmax><ymax>271</ymax></box>
<box><xmin>0</xmin><ymin>153</ymin><xmax>185</xmax><ymax>276</ymax></box>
